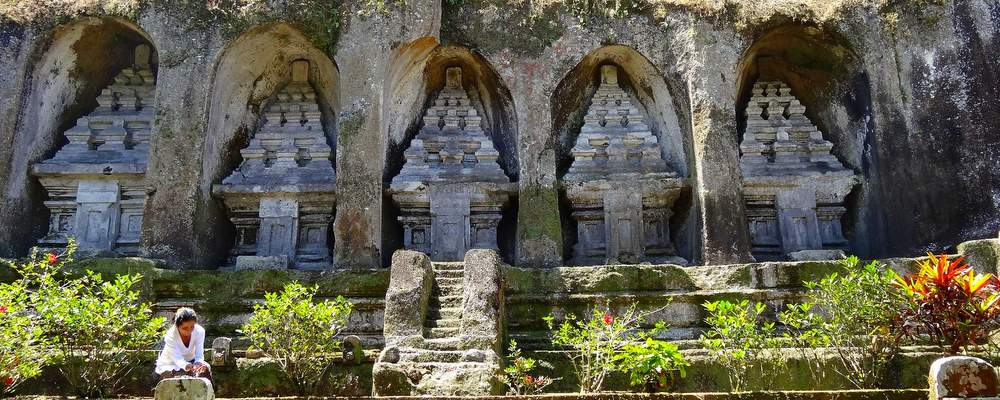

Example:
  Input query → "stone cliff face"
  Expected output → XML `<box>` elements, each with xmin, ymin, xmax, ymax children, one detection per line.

<box><xmin>0</xmin><ymin>0</ymin><xmax>997</xmax><ymax>268</ymax></box>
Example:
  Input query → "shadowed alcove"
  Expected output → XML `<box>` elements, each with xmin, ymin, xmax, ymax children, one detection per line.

<box><xmin>383</xmin><ymin>39</ymin><xmax>519</xmax><ymax>263</ymax></box>
<box><xmin>735</xmin><ymin>24</ymin><xmax>873</xmax><ymax>259</ymax></box>
<box><xmin>551</xmin><ymin>45</ymin><xmax>694</xmax><ymax>265</ymax></box>
<box><xmin>3</xmin><ymin>17</ymin><xmax>158</xmax><ymax>255</ymax></box>
<box><xmin>199</xmin><ymin>23</ymin><xmax>340</xmax><ymax>266</ymax></box>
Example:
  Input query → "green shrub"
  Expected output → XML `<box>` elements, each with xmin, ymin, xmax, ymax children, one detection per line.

<box><xmin>10</xmin><ymin>240</ymin><xmax>164</xmax><ymax>397</ymax></box>
<box><xmin>0</xmin><ymin>272</ymin><xmax>51</xmax><ymax>395</ymax></box>
<box><xmin>699</xmin><ymin>299</ymin><xmax>781</xmax><ymax>392</ymax></box>
<box><xmin>240</xmin><ymin>282</ymin><xmax>352</xmax><ymax>395</ymax></box>
<box><xmin>780</xmin><ymin>256</ymin><xmax>905</xmax><ymax>389</ymax></box>
<box><xmin>544</xmin><ymin>302</ymin><xmax>673</xmax><ymax>393</ymax></box>
<box><xmin>499</xmin><ymin>339</ymin><xmax>558</xmax><ymax>395</ymax></box>
<box><xmin>614</xmin><ymin>337</ymin><xmax>688</xmax><ymax>393</ymax></box>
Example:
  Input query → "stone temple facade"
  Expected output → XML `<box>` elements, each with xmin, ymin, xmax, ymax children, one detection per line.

<box><xmin>2</xmin><ymin>1</ymin><xmax>997</xmax><ymax>273</ymax></box>
<box><xmin>739</xmin><ymin>81</ymin><xmax>858</xmax><ymax>260</ymax></box>
<box><xmin>31</xmin><ymin>44</ymin><xmax>157</xmax><ymax>256</ymax></box>
<box><xmin>388</xmin><ymin>67</ymin><xmax>515</xmax><ymax>262</ymax></box>
<box><xmin>213</xmin><ymin>60</ymin><xmax>336</xmax><ymax>269</ymax></box>
<box><xmin>563</xmin><ymin>65</ymin><xmax>687</xmax><ymax>265</ymax></box>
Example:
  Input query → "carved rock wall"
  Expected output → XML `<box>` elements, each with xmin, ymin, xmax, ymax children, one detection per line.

<box><xmin>0</xmin><ymin>1</ymin><xmax>999</xmax><ymax>266</ymax></box>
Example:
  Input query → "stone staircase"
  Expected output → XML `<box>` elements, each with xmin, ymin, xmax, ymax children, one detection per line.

<box><xmin>425</xmin><ymin>262</ymin><xmax>464</xmax><ymax>340</ymax></box>
<box><xmin>374</xmin><ymin>250</ymin><xmax>503</xmax><ymax>396</ymax></box>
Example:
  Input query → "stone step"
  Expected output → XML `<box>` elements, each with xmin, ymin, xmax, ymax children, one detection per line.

<box><xmin>427</xmin><ymin>307</ymin><xmax>462</xmax><ymax>320</ymax></box>
<box><xmin>429</xmin><ymin>295</ymin><xmax>463</xmax><ymax>308</ymax></box>
<box><xmin>432</xmin><ymin>284</ymin><xmax>463</xmax><ymax>297</ymax></box>
<box><xmin>421</xmin><ymin>337</ymin><xmax>463</xmax><ymax>351</ymax></box>
<box><xmin>425</xmin><ymin>327</ymin><xmax>459</xmax><ymax>339</ymax></box>
<box><xmin>433</xmin><ymin>276</ymin><xmax>464</xmax><ymax>286</ymax></box>
<box><xmin>425</xmin><ymin>318</ymin><xmax>461</xmax><ymax>329</ymax></box>
<box><xmin>434</xmin><ymin>269</ymin><xmax>464</xmax><ymax>279</ymax></box>
<box><xmin>432</xmin><ymin>262</ymin><xmax>465</xmax><ymax>272</ymax></box>
<box><xmin>400</xmin><ymin>350</ymin><xmax>465</xmax><ymax>363</ymax></box>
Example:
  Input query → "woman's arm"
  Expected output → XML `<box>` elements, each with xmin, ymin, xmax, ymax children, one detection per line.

<box><xmin>192</xmin><ymin>325</ymin><xmax>207</xmax><ymax>365</ymax></box>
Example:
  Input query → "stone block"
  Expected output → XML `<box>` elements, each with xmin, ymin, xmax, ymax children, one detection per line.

<box><xmin>957</xmin><ymin>239</ymin><xmax>1000</xmax><ymax>275</ymax></box>
<box><xmin>461</xmin><ymin>249</ymin><xmax>504</xmax><ymax>352</ymax></box>
<box><xmin>153</xmin><ymin>377</ymin><xmax>214</xmax><ymax>400</ymax></box>
<box><xmin>381</xmin><ymin>250</ymin><xmax>433</xmax><ymax>344</ymax></box>
<box><xmin>928</xmin><ymin>356</ymin><xmax>999</xmax><ymax>399</ymax></box>
<box><xmin>234</xmin><ymin>256</ymin><xmax>288</xmax><ymax>270</ymax></box>
<box><xmin>788</xmin><ymin>249</ymin><xmax>846</xmax><ymax>261</ymax></box>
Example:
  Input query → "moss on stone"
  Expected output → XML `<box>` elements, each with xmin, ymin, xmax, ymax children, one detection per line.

<box><xmin>441</xmin><ymin>0</ymin><xmax>566</xmax><ymax>58</ymax></box>
<box><xmin>516</xmin><ymin>186</ymin><xmax>562</xmax><ymax>246</ymax></box>
<box><xmin>957</xmin><ymin>239</ymin><xmax>1000</xmax><ymax>275</ymax></box>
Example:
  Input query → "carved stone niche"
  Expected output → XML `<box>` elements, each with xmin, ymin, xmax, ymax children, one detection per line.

<box><xmin>388</xmin><ymin>67</ymin><xmax>515</xmax><ymax>262</ymax></box>
<box><xmin>739</xmin><ymin>81</ymin><xmax>859</xmax><ymax>260</ymax></box>
<box><xmin>31</xmin><ymin>44</ymin><xmax>157</xmax><ymax>255</ymax></box>
<box><xmin>562</xmin><ymin>65</ymin><xmax>688</xmax><ymax>266</ymax></box>
<box><xmin>212</xmin><ymin>60</ymin><xmax>336</xmax><ymax>269</ymax></box>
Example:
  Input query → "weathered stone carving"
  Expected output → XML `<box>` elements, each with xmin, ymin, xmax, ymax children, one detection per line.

<box><xmin>213</xmin><ymin>60</ymin><xmax>336</xmax><ymax>269</ymax></box>
<box><xmin>740</xmin><ymin>81</ymin><xmax>858</xmax><ymax>260</ymax></box>
<box><xmin>928</xmin><ymin>356</ymin><xmax>999</xmax><ymax>399</ymax></box>
<box><xmin>388</xmin><ymin>67</ymin><xmax>515</xmax><ymax>262</ymax></box>
<box><xmin>210</xmin><ymin>336</ymin><xmax>232</xmax><ymax>367</ymax></box>
<box><xmin>563</xmin><ymin>65</ymin><xmax>687</xmax><ymax>266</ymax></box>
<box><xmin>32</xmin><ymin>44</ymin><xmax>157</xmax><ymax>255</ymax></box>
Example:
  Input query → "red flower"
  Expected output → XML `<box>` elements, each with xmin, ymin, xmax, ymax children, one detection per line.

<box><xmin>46</xmin><ymin>253</ymin><xmax>58</xmax><ymax>265</ymax></box>
<box><xmin>0</xmin><ymin>305</ymin><xmax>7</xmax><ymax>314</ymax></box>
<box><xmin>602</xmin><ymin>313</ymin><xmax>612</xmax><ymax>325</ymax></box>
<box><xmin>3</xmin><ymin>377</ymin><xmax>11</xmax><ymax>386</ymax></box>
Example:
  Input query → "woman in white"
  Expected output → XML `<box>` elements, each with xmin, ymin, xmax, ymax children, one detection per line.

<box><xmin>155</xmin><ymin>307</ymin><xmax>211</xmax><ymax>380</ymax></box>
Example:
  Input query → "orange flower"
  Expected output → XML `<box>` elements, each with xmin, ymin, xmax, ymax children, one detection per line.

<box><xmin>523</xmin><ymin>375</ymin><xmax>534</xmax><ymax>385</ymax></box>
<box><xmin>602</xmin><ymin>313</ymin><xmax>612</xmax><ymax>325</ymax></box>
<box><xmin>46</xmin><ymin>253</ymin><xmax>58</xmax><ymax>265</ymax></box>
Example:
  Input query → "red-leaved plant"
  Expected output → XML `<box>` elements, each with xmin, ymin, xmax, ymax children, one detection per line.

<box><xmin>894</xmin><ymin>254</ymin><xmax>1000</xmax><ymax>353</ymax></box>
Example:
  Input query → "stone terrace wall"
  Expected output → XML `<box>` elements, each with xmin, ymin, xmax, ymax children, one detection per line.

<box><xmin>0</xmin><ymin>1</ymin><xmax>998</xmax><ymax>268</ymax></box>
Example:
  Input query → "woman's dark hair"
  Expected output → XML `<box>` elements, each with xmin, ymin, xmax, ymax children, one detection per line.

<box><xmin>173</xmin><ymin>307</ymin><xmax>198</xmax><ymax>327</ymax></box>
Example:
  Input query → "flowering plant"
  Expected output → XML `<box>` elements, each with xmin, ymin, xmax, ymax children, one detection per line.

<box><xmin>614</xmin><ymin>337</ymin><xmax>688</xmax><ymax>392</ymax></box>
<box><xmin>499</xmin><ymin>340</ymin><xmax>558</xmax><ymax>395</ymax></box>
<box><xmin>894</xmin><ymin>254</ymin><xmax>1000</xmax><ymax>353</ymax></box>
<box><xmin>544</xmin><ymin>302</ymin><xmax>676</xmax><ymax>393</ymax></box>
<box><xmin>0</xmin><ymin>277</ymin><xmax>50</xmax><ymax>395</ymax></box>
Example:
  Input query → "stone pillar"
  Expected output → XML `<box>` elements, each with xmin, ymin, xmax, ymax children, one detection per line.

<box><xmin>333</xmin><ymin>1</ymin><xmax>441</xmax><ymax>268</ymax></box>
<box><xmin>75</xmin><ymin>180</ymin><xmax>121</xmax><ymax>253</ymax></box>
<box><xmin>775</xmin><ymin>188</ymin><xmax>823</xmax><ymax>253</ymax></box>
<box><xmin>685</xmin><ymin>25</ymin><xmax>754</xmax><ymax>264</ymax></box>
<box><xmin>604</xmin><ymin>191</ymin><xmax>643</xmax><ymax>263</ymax></box>
<box><xmin>460</xmin><ymin>249</ymin><xmax>504</xmax><ymax>356</ymax></box>
<box><xmin>429</xmin><ymin>190</ymin><xmax>470</xmax><ymax>262</ymax></box>
<box><xmin>256</xmin><ymin>198</ymin><xmax>298</xmax><ymax>263</ymax></box>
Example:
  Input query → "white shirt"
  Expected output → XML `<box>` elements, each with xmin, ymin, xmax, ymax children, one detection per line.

<box><xmin>155</xmin><ymin>324</ymin><xmax>207</xmax><ymax>374</ymax></box>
